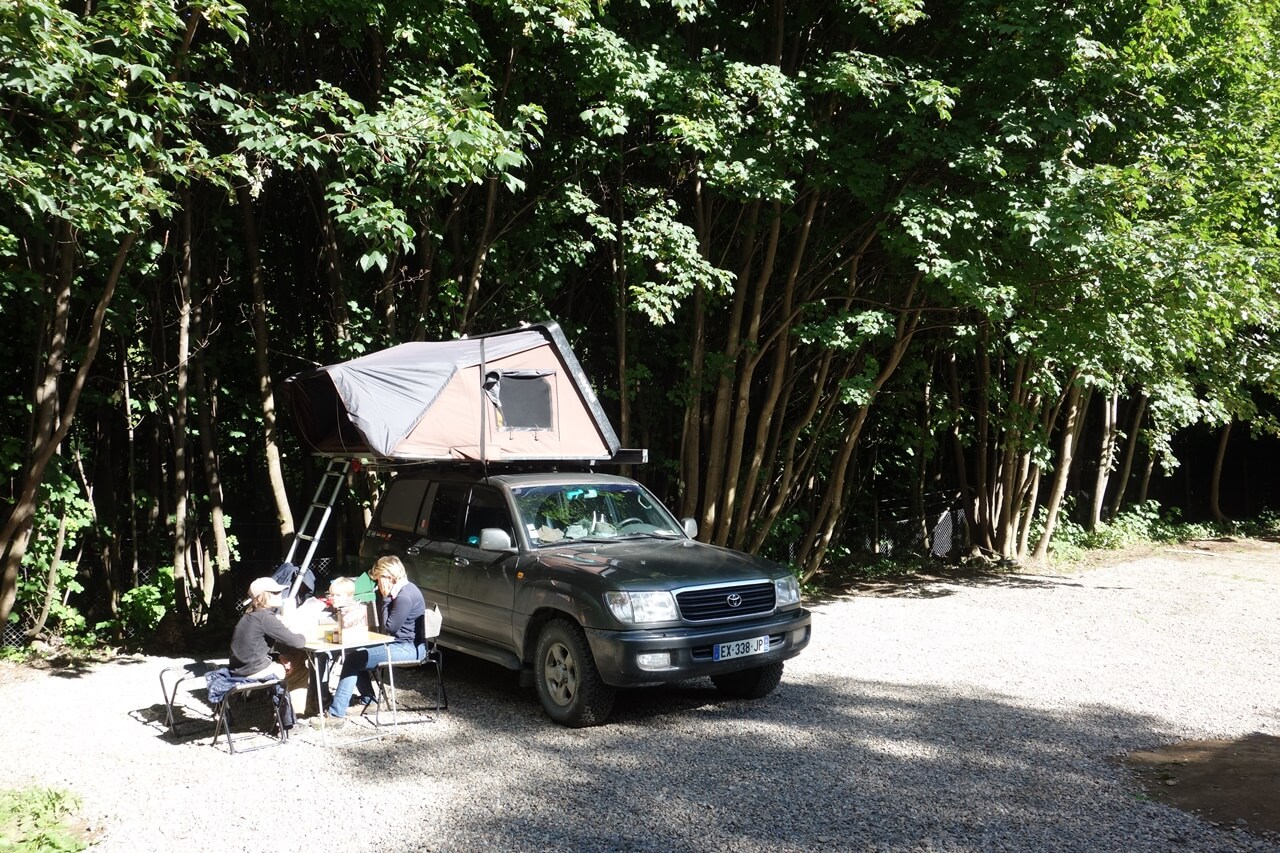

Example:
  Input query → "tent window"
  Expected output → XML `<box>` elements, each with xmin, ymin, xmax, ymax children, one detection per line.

<box><xmin>483</xmin><ymin>370</ymin><xmax>554</xmax><ymax>430</ymax></box>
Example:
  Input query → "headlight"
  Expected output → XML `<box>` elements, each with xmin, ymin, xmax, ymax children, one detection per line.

<box><xmin>605</xmin><ymin>590</ymin><xmax>679</xmax><ymax>623</ymax></box>
<box><xmin>774</xmin><ymin>575</ymin><xmax>800</xmax><ymax>606</ymax></box>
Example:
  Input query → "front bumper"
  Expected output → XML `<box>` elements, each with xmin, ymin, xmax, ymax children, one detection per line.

<box><xmin>583</xmin><ymin>607</ymin><xmax>812</xmax><ymax>686</ymax></box>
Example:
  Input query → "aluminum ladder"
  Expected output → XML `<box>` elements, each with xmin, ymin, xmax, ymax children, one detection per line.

<box><xmin>285</xmin><ymin>457</ymin><xmax>351</xmax><ymax>600</ymax></box>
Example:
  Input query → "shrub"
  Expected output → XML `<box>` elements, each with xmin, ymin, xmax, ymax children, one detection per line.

<box><xmin>0</xmin><ymin>787</ymin><xmax>90</xmax><ymax>852</ymax></box>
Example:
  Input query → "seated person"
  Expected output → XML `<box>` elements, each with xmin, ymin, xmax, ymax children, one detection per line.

<box><xmin>325</xmin><ymin>556</ymin><xmax>427</xmax><ymax>724</ymax></box>
<box><xmin>229</xmin><ymin>577</ymin><xmax>310</xmax><ymax>714</ymax></box>
<box><xmin>327</xmin><ymin>575</ymin><xmax>357</xmax><ymax>610</ymax></box>
<box><xmin>308</xmin><ymin>575</ymin><xmax>360</xmax><ymax>709</ymax></box>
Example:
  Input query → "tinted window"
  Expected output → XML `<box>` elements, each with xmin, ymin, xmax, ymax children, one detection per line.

<box><xmin>422</xmin><ymin>482</ymin><xmax>468</xmax><ymax>543</ymax></box>
<box><xmin>378</xmin><ymin>479</ymin><xmax>429</xmax><ymax>532</ymax></box>
<box><xmin>461</xmin><ymin>486</ymin><xmax>515</xmax><ymax>545</ymax></box>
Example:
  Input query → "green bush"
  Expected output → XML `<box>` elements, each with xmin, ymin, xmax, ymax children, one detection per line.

<box><xmin>93</xmin><ymin>567</ymin><xmax>175</xmax><ymax>645</ymax></box>
<box><xmin>0</xmin><ymin>787</ymin><xmax>90</xmax><ymax>852</ymax></box>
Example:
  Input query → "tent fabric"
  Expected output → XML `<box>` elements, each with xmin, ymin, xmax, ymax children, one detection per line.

<box><xmin>285</xmin><ymin>322</ymin><xmax>621</xmax><ymax>462</ymax></box>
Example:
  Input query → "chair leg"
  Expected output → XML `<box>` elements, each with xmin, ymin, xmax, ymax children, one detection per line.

<box><xmin>213</xmin><ymin>699</ymin><xmax>234</xmax><ymax>753</ymax></box>
<box><xmin>372</xmin><ymin>664</ymin><xmax>399</xmax><ymax>727</ymax></box>
<box><xmin>212</xmin><ymin>680</ymin><xmax>290</xmax><ymax>754</ymax></box>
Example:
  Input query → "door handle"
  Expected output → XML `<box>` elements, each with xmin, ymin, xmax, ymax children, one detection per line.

<box><xmin>454</xmin><ymin>557</ymin><xmax>470</xmax><ymax>567</ymax></box>
<box><xmin>406</xmin><ymin>546</ymin><xmax>420</xmax><ymax>556</ymax></box>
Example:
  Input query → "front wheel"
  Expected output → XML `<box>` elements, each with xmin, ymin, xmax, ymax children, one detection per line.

<box><xmin>711</xmin><ymin>661</ymin><xmax>784</xmax><ymax>699</ymax></box>
<box><xmin>535</xmin><ymin>619</ymin><xmax>616</xmax><ymax>727</ymax></box>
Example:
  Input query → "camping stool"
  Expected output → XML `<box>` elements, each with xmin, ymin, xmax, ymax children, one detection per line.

<box><xmin>211</xmin><ymin>677</ymin><xmax>292</xmax><ymax>754</ymax></box>
<box><xmin>160</xmin><ymin>665</ymin><xmax>216</xmax><ymax>738</ymax></box>
<box><xmin>372</xmin><ymin>641</ymin><xmax>448</xmax><ymax>727</ymax></box>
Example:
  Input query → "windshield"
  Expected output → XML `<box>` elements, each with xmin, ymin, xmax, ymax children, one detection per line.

<box><xmin>511</xmin><ymin>482</ymin><xmax>684</xmax><ymax>546</ymax></box>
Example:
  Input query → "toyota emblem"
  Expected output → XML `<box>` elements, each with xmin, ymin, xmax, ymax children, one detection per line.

<box><xmin>726</xmin><ymin>593</ymin><xmax>743</xmax><ymax>608</ymax></box>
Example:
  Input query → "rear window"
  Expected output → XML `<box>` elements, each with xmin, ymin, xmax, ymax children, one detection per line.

<box><xmin>377</xmin><ymin>479</ymin><xmax>428</xmax><ymax>532</ymax></box>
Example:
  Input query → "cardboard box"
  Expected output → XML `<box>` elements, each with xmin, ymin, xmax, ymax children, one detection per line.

<box><xmin>334</xmin><ymin>604</ymin><xmax>368</xmax><ymax>644</ymax></box>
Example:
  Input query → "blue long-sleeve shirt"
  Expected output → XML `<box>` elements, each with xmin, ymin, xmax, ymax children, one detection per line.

<box><xmin>380</xmin><ymin>581</ymin><xmax>426</xmax><ymax>646</ymax></box>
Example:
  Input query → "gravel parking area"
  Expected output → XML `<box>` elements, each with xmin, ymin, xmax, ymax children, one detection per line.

<box><xmin>2</xmin><ymin>539</ymin><xmax>1278</xmax><ymax>852</ymax></box>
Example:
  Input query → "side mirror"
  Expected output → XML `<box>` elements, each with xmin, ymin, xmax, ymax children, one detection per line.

<box><xmin>479</xmin><ymin>528</ymin><xmax>518</xmax><ymax>553</ymax></box>
<box><xmin>682</xmin><ymin>518</ymin><xmax>698</xmax><ymax>538</ymax></box>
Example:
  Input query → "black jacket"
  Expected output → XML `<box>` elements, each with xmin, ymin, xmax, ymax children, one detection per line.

<box><xmin>229</xmin><ymin>609</ymin><xmax>306</xmax><ymax>677</ymax></box>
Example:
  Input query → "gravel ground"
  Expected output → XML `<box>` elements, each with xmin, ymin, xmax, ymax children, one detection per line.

<box><xmin>2</xmin><ymin>539</ymin><xmax>1278</xmax><ymax>852</ymax></box>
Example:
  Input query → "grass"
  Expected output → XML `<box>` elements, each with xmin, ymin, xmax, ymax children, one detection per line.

<box><xmin>0</xmin><ymin>787</ymin><xmax>91</xmax><ymax>852</ymax></box>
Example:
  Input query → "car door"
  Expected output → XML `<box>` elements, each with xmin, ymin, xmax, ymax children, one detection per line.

<box><xmin>447</xmin><ymin>484</ymin><xmax>519</xmax><ymax>649</ymax></box>
<box><xmin>367</xmin><ymin>478</ymin><xmax>463</xmax><ymax>622</ymax></box>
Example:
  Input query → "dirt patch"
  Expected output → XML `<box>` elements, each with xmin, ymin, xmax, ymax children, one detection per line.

<box><xmin>1124</xmin><ymin>733</ymin><xmax>1280</xmax><ymax>838</ymax></box>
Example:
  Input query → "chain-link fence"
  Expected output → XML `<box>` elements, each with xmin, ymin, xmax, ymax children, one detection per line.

<box><xmin>862</xmin><ymin>493</ymin><xmax>969</xmax><ymax>559</ymax></box>
<box><xmin>1</xmin><ymin>556</ymin><xmax>351</xmax><ymax>650</ymax></box>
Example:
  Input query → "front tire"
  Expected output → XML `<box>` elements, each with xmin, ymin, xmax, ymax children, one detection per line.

<box><xmin>535</xmin><ymin>618</ymin><xmax>616</xmax><ymax>727</ymax></box>
<box><xmin>711</xmin><ymin>661</ymin><xmax>784</xmax><ymax>699</ymax></box>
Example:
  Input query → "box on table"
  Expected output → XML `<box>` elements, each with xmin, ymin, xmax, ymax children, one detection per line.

<box><xmin>334</xmin><ymin>604</ymin><xmax>368</xmax><ymax>644</ymax></box>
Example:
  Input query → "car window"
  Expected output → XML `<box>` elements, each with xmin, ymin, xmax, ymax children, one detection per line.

<box><xmin>421</xmin><ymin>482</ymin><xmax>468</xmax><ymax>543</ymax></box>
<box><xmin>461</xmin><ymin>486</ymin><xmax>515</xmax><ymax>545</ymax></box>
<box><xmin>512</xmin><ymin>483</ymin><xmax>682</xmax><ymax>545</ymax></box>
<box><xmin>378</xmin><ymin>478</ymin><xmax>429</xmax><ymax>533</ymax></box>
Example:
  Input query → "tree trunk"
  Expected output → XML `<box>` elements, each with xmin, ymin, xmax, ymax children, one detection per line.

<box><xmin>1088</xmin><ymin>387</ymin><xmax>1120</xmax><ymax>530</ymax></box>
<box><xmin>1016</xmin><ymin>468</ymin><xmax>1042</xmax><ymax>560</ymax></box>
<box><xmin>1109</xmin><ymin>393</ymin><xmax>1148</xmax><ymax>518</ymax></box>
<box><xmin>0</xmin><ymin>232</ymin><xmax>136</xmax><ymax>629</ymax></box>
<box><xmin>237</xmin><ymin>185</ymin><xmax>295</xmax><ymax>548</ymax></box>
<box><xmin>26</xmin><ymin>507</ymin><xmax>69</xmax><ymax>641</ymax></box>
<box><xmin>192</xmin><ymin>301</ymin><xmax>230</xmax><ymax>580</ymax></box>
<box><xmin>946</xmin><ymin>353</ymin><xmax>978</xmax><ymax>554</ymax></box>
<box><xmin>314</xmin><ymin>177</ymin><xmax>350</xmax><ymax>344</ymax></box>
<box><xmin>1137</xmin><ymin>451</ymin><xmax>1155</xmax><ymax>505</ymax></box>
<box><xmin>614</xmin><ymin>238</ymin><xmax>630</xmax><ymax>453</ymax></box>
<box><xmin>173</xmin><ymin>203</ymin><xmax>194</xmax><ymax>615</ymax></box>
<box><xmin>972</xmin><ymin>335</ymin><xmax>994</xmax><ymax>551</ymax></box>
<box><xmin>1032</xmin><ymin>383</ymin><xmax>1088</xmax><ymax>561</ymax></box>
<box><xmin>121</xmin><ymin>345</ymin><xmax>141</xmax><ymax>588</ymax></box>
<box><xmin>702</xmin><ymin>201</ymin><xmax>772</xmax><ymax>537</ymax></box>
<box><xmin>460</xmin><ymin>177</ymin><xmax>499</xmax><ymax>334</ymax></box>
<box><xmin>679</xmin><ymin>285</ymin><xmax>706</xmax><ymax>521</ymax></box>
<box><xmin>798</xmin><ymin>295</ymin><xmax>922</xmax><ymax>579</ymax></box>
<box><xmin>677</xmin><ymin>176</ymin><xmax>711</xmax><ymax>520</ymax></box>
<box><xmin>1209</xmin><ymin>418</ymin><xmax>1232</xmax><ymax>523</ymax></box>
<box><xmin>727</xmin><ymin>190</ymin><xmax>820</xmax><ymax>549</ymax></box>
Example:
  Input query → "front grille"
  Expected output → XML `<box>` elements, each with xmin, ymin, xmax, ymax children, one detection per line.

<box><xmin>676</xmin><ymin>581</ymin><xmax>775</xmax><ymax>621</ymax></box>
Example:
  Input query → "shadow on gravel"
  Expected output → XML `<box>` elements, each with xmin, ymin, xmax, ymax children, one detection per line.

<box><xmin>333</xmin><ymin>654</ymin><xmax>1277</xmax><ymax>852</ymax></box>
<box><xmin>810</xmin><ymin>569</ymin><xmax>1118</xmax><ymax>603</ymax></box>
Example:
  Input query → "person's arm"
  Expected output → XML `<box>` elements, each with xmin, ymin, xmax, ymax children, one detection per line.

<box><xmin>261</xmin><ymin>611</ymin><xmax>307</xmax><ymax>651</ymax></box>
<box><xmin>382</xmin><ymin>584</ymin><xmax>424</xmax><ymax>639</ymax></box>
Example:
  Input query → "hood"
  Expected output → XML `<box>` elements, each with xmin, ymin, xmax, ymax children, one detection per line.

<box><xmin>534</xmin><ymin>538</ymin><xmax>786</xmax><ymax>588</ymax></box>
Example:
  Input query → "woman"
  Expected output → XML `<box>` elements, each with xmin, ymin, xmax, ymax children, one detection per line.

<box><xmin>229</xmin><ymin>577</ymin><xmax>310</xmax><ymax>712</ymax></box>
<box><xmin>325</xmin><ymin>555</ymin><xmax>426</xmax><ymax>723</ymax></box>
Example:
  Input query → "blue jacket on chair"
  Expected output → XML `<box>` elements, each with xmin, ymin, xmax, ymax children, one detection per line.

<box><xmin>205</xmin><ymin>667</ymin><xmax>295</xmax><ymax>729</ymax></box>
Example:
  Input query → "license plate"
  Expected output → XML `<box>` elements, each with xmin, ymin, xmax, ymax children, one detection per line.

<box><xmin>713</xmin><ymin>634</ymin><xmax>770</xmax><ymax>662</ymax></box>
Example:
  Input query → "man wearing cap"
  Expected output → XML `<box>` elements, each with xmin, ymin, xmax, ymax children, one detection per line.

<box><xmin>230</xmin><ymin>578</ymin><xmax>309</xmax><ymax>700</ymax></box>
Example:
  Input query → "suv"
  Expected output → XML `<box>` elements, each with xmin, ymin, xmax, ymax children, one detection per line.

<box><xmin>362</xmin><ymin>468</ymin><xmax>812</xmax><ymax>726</ymax></box>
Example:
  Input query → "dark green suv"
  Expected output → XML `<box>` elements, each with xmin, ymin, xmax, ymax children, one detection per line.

<box><xmin>362</xmin><ymin>469</ymin><xmax>812</xmax><ymax>726</ymax></box>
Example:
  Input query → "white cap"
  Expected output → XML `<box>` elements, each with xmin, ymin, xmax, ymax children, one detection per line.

<box><xmin>249</xmin><ymin>577</ymin><xmax>287</xmax><ymax>597</ymax></box>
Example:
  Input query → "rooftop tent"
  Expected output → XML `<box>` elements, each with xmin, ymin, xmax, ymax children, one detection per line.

<box><xmin>285</xmin><ymin>322</ymin><xmax>626</xmax><ymax>463</ymax></box>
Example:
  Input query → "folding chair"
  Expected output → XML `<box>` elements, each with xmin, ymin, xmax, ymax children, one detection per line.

<box><xmin>207</xmin><ymin>670</ymin><xmax>293</xmax><ymax>754</ymax></box>
<box><xmin>160</xmin><ymin>663</ymin><xmax>218</xmax><ymax>738</ymax></box>
<box><xmin>372</xmin><ymin>605</ymin><xmax>448</xmax><ymax>727</ymax></box>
